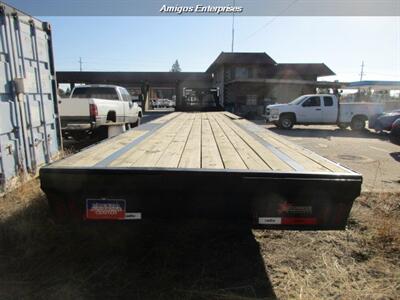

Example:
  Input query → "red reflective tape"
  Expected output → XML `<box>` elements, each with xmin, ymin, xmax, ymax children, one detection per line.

<box><xmin>282</xmin><ymin>217</ymin><xmax>317</xmax><ymax>225</ymax></box>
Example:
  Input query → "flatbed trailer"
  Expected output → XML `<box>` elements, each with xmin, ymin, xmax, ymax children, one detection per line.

<box><xmin>40</xmin><ymin>112</ymin><xmax>362</xmax><ymax>230</ymax></box>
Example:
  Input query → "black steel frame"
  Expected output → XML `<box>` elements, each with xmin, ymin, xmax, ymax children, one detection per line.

<box><xmin>40</xmin><ymin>166</ymin><xmax>362</xmax><ymax>230</ymax></box>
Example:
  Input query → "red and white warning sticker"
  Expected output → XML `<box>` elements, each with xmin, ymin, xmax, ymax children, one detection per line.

<box><xmin>86</xmin><ymin>199</ymin><xmax>141</xmax><ymax>220</ymax></box>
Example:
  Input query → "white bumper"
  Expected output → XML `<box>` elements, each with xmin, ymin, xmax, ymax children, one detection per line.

<box><xmin>265</xmin><ymin>109</ymin><xmax>280</xmax><ymax>122</ymax></box>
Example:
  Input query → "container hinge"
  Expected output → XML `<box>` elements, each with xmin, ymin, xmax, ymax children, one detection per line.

<box><xmin>13</xmin><ymin>78</ymin><xmax>25</xmax><ymax>95</ymax></box>
<box><xmin>5</xmin><ymin>144</ymin><xmax>13</xmax><ymax>155</ymax></box>
<box><xmin>43</xmin><ymin>22</ymin><xmax>51</xmax><ymax>33</ymax></box>
<box><xmin>32</xmin><ymin>138</ymin><xmax>44</xmax><ymax>147</ymax></box>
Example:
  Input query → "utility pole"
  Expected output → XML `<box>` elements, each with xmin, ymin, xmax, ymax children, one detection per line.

<box><xmin>231</xmin><ymin>0</ymin><xmax>235</xmax><ymax>52</ymax></box>
<box><xmin>79</xmin><ymin>57</ymin><xmax>83</xmax><ymax>72</ymax></box>
<box><xmin>359</xmin><ymin>60</ymin><xmax>365</xmax><ymax>81</ymax></box>
<box><xmin>357</xmin><ymin>60</ymin><xmax>365</xmax><ymax>102</ymax></box>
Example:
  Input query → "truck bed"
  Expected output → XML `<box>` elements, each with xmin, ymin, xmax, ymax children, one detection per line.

<box><xmin>40</xmin><ymin>112</ymin><xmax>362</xmax><ymax>229</ymax></box>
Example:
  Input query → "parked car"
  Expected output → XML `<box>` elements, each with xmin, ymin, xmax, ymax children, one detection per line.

<box><xmin>59</xmin><ymin>85</ymin><xmax>142</xmax><ymax>140</ymax></box>
<box><xmin>389</xmin><ymin>118</ymin><xmax>400</xmax><ymax>145</ymax></box>
<box><xmin>266</xmin><ymin>94</ymin><xmax>384</xmax><ymax>130</ymax></box>
<box><xmin>369</xmin><ymin>109</ymin><xmax>400</xmax><ymax>132</ymax></box>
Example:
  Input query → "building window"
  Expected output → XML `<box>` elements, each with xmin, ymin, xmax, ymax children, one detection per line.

<box><xmin>246</xmin><ymin>95</ymin><xmax>257</xmax><ymax>106</ymax></box>
<box><xmin>235</xmin><ymin>67</ymin><xmax>249</xmax><ymax>79</ymax></box>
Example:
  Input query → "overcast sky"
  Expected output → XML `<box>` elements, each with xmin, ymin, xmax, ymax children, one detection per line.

<box><xmin>46</xmin><ymin>16</ymin><xmax>400</xmax><ymax>82</ymax></box>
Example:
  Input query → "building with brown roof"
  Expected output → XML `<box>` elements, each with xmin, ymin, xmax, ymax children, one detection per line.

<box><xmin>57</xmin><ymin>52</ymin><xmax>338</xmax><ymax>116</ymax></box>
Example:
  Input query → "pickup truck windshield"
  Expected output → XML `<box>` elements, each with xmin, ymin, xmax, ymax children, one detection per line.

<box><xmin>289</xmin><ymin>95</ymin><xmax>307</xmax><ymax>105</ymax></box>
<box><xmin>72</xmin><ymin>87</ymin><xmax>119</xmax><ymax>100</ymax></box>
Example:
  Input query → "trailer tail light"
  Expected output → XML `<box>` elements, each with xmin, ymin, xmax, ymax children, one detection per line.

<box><xmin>89</xmin><ymin>103</ymin><xmax>98</xmax><ymax>119</ymax></box>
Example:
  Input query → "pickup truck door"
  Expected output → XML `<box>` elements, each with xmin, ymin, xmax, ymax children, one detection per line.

<box><xmin>119</xmin><ymin>88</ymin><xmax>135</xmax><ymax>123</ymax></box>
<box><xmin>297</xmin><ymin>96</ymin><xmax>323</xmax><ymax>123</ymax></box>
<box><xmin>321</xmin><ymin>96</ymin><xmax>338</xmax><ymax>123</ymax></box>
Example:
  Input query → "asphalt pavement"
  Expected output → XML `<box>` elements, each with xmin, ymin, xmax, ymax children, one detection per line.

<box><xmin>260</xmin><ymin>123</ymin><xmax>400</xmax><ymax>192</ymax></box>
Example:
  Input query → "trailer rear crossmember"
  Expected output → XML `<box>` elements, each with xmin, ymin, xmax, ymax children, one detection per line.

<box><xmin>40</xmin><ymin>112</ymin><xmax>362</xmax><ymax>230</ymax></box>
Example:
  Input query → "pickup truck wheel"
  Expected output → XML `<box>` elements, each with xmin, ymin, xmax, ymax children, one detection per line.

<box><xmin>350</xmin><ymin>117</ymin><xmax>366</xmax><ymax>131</ymax></box>
<box><xmin>130</xmin><ymin>117</ymin><xmax>141</xmax><ymax>128</ymax></box>
<box><xmin>94</xmin><ymin>126</ymin><xmax>108</xmax><ymax>140</ymax></box>
<box><xmin>389</xmin><ymin>131</ymin><xmax>400</xmax><ymax>145</ymax></box>
<box><xmin>273</xmin><ymin>121</ymin><xmax>281</xmax><ymax>128</ymax></box>
<box><xmin>279</xmin><ymin>115</ymin><xmax>294</xmax><ymax>129</ymax></box>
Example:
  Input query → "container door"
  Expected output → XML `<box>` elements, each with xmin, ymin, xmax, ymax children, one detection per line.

<box><xmin>13</xmin><ymin>16</ymin><xmax>60</xmax><ymax>171</ymax></box>
<box><xmin>0</xmin><ymin>6</ymin><xmax>60</xmax><ymax>192</ymax></box>
<box><xmin>0</xmin><ymin>10</ymin><xmax>30</xmax><ymax>190</ymax></box>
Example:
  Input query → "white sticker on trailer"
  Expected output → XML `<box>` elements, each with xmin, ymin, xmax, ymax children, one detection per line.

<box><xmin>258</xmin><ymin>217</ymin><xmax>282</xmax><ymax>224</ymax></box>
<box><xmin>125</xmin><ymin>212</ymin><xmax>142</xmax><ymax>220</ymax></box>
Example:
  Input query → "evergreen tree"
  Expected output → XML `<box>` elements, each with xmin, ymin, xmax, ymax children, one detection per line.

<box><xmin>170</xmin><ymin>60</ymin><xmax>181</xmax><ymax>72</ymax></box>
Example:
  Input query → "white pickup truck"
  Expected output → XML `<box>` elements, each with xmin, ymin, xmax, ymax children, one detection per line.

<box><xmin>266</xmin><ymin>94</ymin><xmax>384</xmax><ymax>130</ymax></box>
<box><xmin>59</xmin><ymin>85</ymin><xmax>142</xmax><ymax>140</ymax></box>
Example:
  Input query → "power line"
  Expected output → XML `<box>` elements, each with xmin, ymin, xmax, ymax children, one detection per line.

<box><xmin>241</xmin><ymin>0</ymin><xmax>299</xmax><ymax>42</ymax></box>
<box><xmin>79</xmin><ymin>57</ymin><xmax>83</xmax><ymax>72</ymax></box>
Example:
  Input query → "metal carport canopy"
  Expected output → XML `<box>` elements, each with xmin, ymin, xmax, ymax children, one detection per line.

<box><xmin>345</xmin><ymin>80</ymin><xmax>400</xmax><ymax>91</ymax></box>
<box><xmin>56</xmin><ymin>71</ymin><xmax>211</xmax><ymax>85</ymax></box>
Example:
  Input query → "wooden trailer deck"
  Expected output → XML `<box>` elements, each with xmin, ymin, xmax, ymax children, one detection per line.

<box><xmin>42</xmin><ymin>111</ymin><xmax>362</xmax><ymax>228</ymax></box>
<box><xmin>52</xmin><ymin>112</ymin><xmax>354</xmax><ymax>175</ymax></box>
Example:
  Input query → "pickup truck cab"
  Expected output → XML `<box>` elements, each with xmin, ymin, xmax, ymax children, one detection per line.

<box><xmin>59</xmin><ymin>84</ymin><xmax>142</xmax><ymax>140</ymax></box>
<box><xmin>266</xmin><ymin>94</ymin><xmax>383</xmax><ymax>130</ymax></box>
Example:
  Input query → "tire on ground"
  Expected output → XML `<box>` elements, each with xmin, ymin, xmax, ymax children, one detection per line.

<box><xmin>389</xmin><ymin>131</ymin><xmax>400</xmax><ymax>145</ymax></box>
<box><xmin>278</xmin><ymin>114</ymin><xmax>295</xmax><ymax>129</ymax></box>
<box><xmin>350</xmin><ymin>116</ymin><xmax>366</xmax><ymax>131</ymax></box>
<box><xmin>273</xmin><ymin>121</ymin><xmax>281</xmax><ymax>128</ymax></box>
<box><xmin>130</xmin><ymin>114</ymin><xmax>141</xmax><ymax>128</ymax></box>
<box><xmin>95</xmin><ymin>126</ymin><xmax>109</xmax><ymax>140</ymax></box>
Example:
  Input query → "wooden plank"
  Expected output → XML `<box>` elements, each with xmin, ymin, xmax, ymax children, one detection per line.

<box><xmin>201</xmin><ymin>114</ymin><xmax>224</xmax><ymax>169</ymax></box>
<box><xmin>155</xmin><ymin>113</ymin><xmax>196</xmax><ymax>168</ymax></box>
<box><xmin>53</xmin><ymin>112</ymin><xmax>180</xmax><ymax>168</ymax></box>
<box><xmin>54</xmin><ymin>111</ymin><xmax>348</xmax><ymax>174</ymax></box>
<box><xmin>207</xmin><ymin>113</ymin><xmax>247</xmax><ymax>170</ymax></box>
<box><xmin>110</xmin><ymin>113</ymin><xmax>188</xmax><ymax>167</ymax></box>
<box><xmin>214</xmin><ymin>113</ymin><xmax>293</xmax><ymax>172</ymax></box>
<box><xmin>133</xmin><ymin>114</ymin><xmax>190</xmax><ymax>167</ymax></box>
<box><xmin>233</xmin><ymin>118</ymin><xmax>333</xmax><ymax>173</ymax></box>
<box><xmin>178</xmin><ymin>113</ymin><xmax>202</xmax><ymax>169</ymax></box>
<box><xmin>150</xmin><ymin>112</ymin><xmax>181</xmax><ymax>124</ymax></box>
<box><xmin>53</xmin><ymin>129</ymin><xmax>147</xmax><ymax>167</ymax></box>
<box><xmin>221</xmin><ymin>111</ymin><xmax>242</xmax><ymax>120</ymax></box>
<box><xmin>238</xmin><ymin>119</ymin><xmax>348</xmax><ymax>173</ymax></box>
<box><xmin>212</xmin><ymin>113</ymin><xmax>271</xmax><ymax>170</ymax></box>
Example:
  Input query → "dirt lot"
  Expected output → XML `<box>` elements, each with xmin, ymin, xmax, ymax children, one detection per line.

<box><xmin>0</xmin><ymin>117</ymin><xmax>399</xmax><ymax>299</ymax></box>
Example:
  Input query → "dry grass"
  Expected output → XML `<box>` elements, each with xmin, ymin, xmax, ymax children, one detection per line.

<box><xmin>255</xmin><ymin>192</ymin><xmax>400</xmax><ymax>299</ymax></box>
<box><xmin>0</xmin><ymin>181</ymin><xmax>399</xmax><ymax>299</ymax></box>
